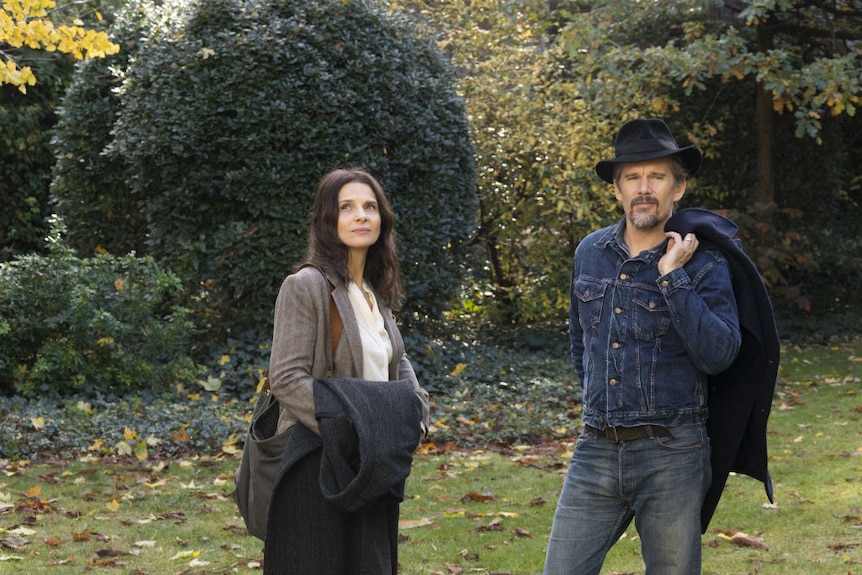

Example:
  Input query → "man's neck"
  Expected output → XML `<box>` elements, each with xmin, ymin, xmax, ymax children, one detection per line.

<box><xmin>623</xmin><ymin>225</ymin><xmax>666</xmax><ymax>257</ymax></box>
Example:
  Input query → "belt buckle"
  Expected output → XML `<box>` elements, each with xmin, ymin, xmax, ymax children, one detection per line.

<box><xmin>608</xmin><ymin>426</ymin><xmax>620</xmax><ymax>443</ymax></box>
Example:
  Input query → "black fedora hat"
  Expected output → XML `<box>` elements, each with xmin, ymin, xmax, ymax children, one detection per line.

<box><xmin>595</xmin><ymin>118</ymin><xmax>702</xmax><ymax>184</ymax></box>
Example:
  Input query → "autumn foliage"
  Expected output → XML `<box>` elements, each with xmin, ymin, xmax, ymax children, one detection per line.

<box><xmin>0</xmin><ymin>0</ymin><xmax>118</xmax><ymax>92</ymax></box>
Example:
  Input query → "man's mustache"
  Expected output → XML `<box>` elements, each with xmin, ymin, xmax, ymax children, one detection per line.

<box><xmin>630</xmin><ymin>196</ymin><xmax>659</xmax><ymax>209</ymax></box>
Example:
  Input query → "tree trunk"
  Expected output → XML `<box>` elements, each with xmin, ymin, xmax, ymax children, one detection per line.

<box><xmin>753</xmin><ymin>23</ymin><xmax>776</xmax><ymax>249</ymax></box>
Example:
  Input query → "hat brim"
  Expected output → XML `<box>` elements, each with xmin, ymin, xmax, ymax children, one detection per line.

<box><xmin>595</xmin><ymin>146</ymin><xmax>702</xmax><ymax>184</ymax></box>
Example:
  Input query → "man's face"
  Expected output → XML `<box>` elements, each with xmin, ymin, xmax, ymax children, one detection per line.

<box><xmin>613</xmin><ymin>157</ymin><xmax>686</xmax><ymax>231</ymax></box>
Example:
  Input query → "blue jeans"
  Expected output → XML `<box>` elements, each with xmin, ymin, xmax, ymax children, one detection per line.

<box><xmin>543</xmin><ymin>425</ymin><xmax>711</xmax><ymax>575</ymax></box>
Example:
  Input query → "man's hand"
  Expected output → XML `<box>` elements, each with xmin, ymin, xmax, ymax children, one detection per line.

<box><xmin>659</xmin><ymin>232</ymin><xmax>698</xmax><ymax>276</ymax></box>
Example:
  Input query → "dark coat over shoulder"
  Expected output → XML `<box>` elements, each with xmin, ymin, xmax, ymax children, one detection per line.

<box><xmin>666</xmin><ymin>208</ymin><xmax>779</xmax><ymax>533</ymax></box>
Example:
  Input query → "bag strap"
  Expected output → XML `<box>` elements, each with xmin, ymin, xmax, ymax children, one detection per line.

<box><xmin>328</xmin><ymin>289</ymin><xmax>342</xmax><ymax>358</ymax></box>
<box><xmin>325</xmin><ymin>287</ymin><xmax>342</xmax><ymax>377</ymax></box>
<box><xmin>263</xmin><ymin>281</ymin><xmax>340</xmax><ymax>393</ymax></box>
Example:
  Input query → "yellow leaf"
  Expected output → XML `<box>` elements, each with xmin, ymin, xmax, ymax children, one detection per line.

<box><xmin>450</xmin><ymin>363</ymin><xmax>466</xmax><ymax>376</ymax></box>
<box><xmin>222</xmin><ymin>434</ymin><xmax>240</xmax><ymax>455</ymax></box>
<box><xmin>200</xmin><ymin>376</ymin><xmax>222</xmax><ymax>392</ymax></box>
<box><xmin>124</xmin><ymin>427</ymin><xmax>138</xmax><ymax>441</ymax></box>
<box><xmin>30</xmin><ymin>417</ymin><xmax>45</xmax><ymax>430</ymax></box>
<box><xmin>219</xmin><ymin>354</ymin><xmax>231</xmax><ymax>365</ymax></box>
<box><xmin>399</xmin><ymin>518</ymin><xmax>434</xmax><ymax>529</ymax></box>
<box><xmin>170</xmin><ymin>550</ymin><xmax>201</xmax><ymax>560</ymax></box>
<box><xmin>144</xmin><ymin>479</ymin><xmax>168</xmax><ymax>489</ymax></box>
<box><xmin>432</xmin><ymin>417</ymin><xmax>450</xmax><ymax>430</ymax></box>
<box><xmin>135</xmin><ymin>442</ymin><xmax>148</xmax><ymax>461</ymax></box>
<box><xmin>114</xmin><ymin>277</ymin><xmax>125</xmax><ymax>291</ymax></box>
<box><xmin>106</xmin><ymin>499</ymin><xmax>120</xmax><ymax>512</ymax></box>
<box><xmin>88</xmin><ymin>439</ymin><xmax>105</xmax><ymax>452</ymax></box>
<box><xmin>26</xmin><ymin>486</ymin><xmax>42</xmax><ymax>497</ymax></box>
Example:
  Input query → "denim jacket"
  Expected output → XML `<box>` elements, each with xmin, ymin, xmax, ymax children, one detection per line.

<box><xmin>570</xmin><ymin>219</ymin><xmax>741</xmax><ymax>429</ymax></box>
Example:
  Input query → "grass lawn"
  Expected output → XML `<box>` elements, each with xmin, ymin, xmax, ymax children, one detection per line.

<box><xmin>1</xmin><ymin>339</ymin><xmax>860</xmax><ymax>574</ymax></box>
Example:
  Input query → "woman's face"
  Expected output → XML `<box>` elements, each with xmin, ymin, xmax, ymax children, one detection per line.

<box><xmin>336</xmin><ymin>182</ymin><xmax>381</xmax><ymax>253</ymax></box>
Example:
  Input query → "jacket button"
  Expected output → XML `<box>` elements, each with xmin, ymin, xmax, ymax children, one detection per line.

<box><xmin>609</xmin><ymin>378</ymin><xmax>618</xmax><ymax>386</ymax></box>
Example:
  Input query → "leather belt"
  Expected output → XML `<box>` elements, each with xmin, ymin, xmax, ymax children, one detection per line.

<box><xmin>585</xmin><ymin>424</ymin><xmax>672</xmax><ymax>443</ymax></box>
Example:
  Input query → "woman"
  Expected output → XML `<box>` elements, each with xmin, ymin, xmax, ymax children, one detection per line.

<box><xmin>264</xmin><ymin>168</ymin><xmax>430</xmax><ymax>574</ymax></box>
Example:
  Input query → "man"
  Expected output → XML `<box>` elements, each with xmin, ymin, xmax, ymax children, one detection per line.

<box><xmin>543</xmin><ymin>118</ymin><xmax>742</xmax><ymax>575</ymax></box>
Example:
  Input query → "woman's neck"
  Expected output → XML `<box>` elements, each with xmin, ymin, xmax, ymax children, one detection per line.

<box><xmin>347</xmin><ymin>251</ymin><xmax>366</xmax><ymax>287</ymax></box>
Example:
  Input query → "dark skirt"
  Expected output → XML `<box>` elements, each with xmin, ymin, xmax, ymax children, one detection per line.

<box><xmin>263</xmin><ymin>447</ymin><xmax>400</xmax><ymax>575</ymax></box>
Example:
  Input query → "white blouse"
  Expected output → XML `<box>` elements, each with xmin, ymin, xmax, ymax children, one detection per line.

<box><xmin>346</xmin><ymin>281</ymin><xmax>392</xmax><ymax>381</ymax></box>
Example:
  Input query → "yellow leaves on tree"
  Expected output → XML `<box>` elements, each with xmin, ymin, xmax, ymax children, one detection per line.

<box><xmin>1</xmin><ymin>0</ymin><xmax>119</xmax><ymax>93</ymax></box>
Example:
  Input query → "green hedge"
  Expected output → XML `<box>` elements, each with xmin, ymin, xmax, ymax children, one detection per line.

<box><xmin>52</xmin><ymin>0</ymin><xmax>478</xmax><ymax>354</ymax></box>
<box><xmin>0</xmin><ymin>217</ymin><xmax>201</xmax><ymax>397</ymax></box>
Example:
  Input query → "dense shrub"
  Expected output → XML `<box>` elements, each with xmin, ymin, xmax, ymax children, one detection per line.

<box><xmin>50</xmin><ymin>2</ymin><xmax>159</xmax><ymax>260</ymax></box>
<box><xmin>52</xmin><ymin>0</ymin><xmax>478</xmax><ymax>356</ymax></box>
<box><xmin>0</xmin><ymin>53</ymin><xmax>73</xmax><ymax>262</ymax></box>
<box><xmin>0</xmin><ymin>392</ymin><xmax>248</xmax><ymax>460</ymax></box>
<box><xmin>0</xmin><ymin>217</ymin><xmax>202</xmax><ymax>396</ymax></box>
<box><xmin>0</xmin><ymin>322</ymin><xmax>579</xmax><ymax>460</ymax></box>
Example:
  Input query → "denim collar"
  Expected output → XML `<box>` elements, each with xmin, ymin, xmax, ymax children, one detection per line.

<box><xmin>595</xmin><ymin>218</ymin><xmax>668</xmax><ymax>262</ymax></box>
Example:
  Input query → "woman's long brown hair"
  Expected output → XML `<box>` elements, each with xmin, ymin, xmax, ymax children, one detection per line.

<box><xmin>297</xmin><ymin>168</ymin><xmax>404</xmax><ymax>310</ymax></box>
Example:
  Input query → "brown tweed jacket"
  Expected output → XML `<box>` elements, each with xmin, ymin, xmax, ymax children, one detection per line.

<box><xmin>268</xmin><ymin>266</ymin><xmax>429</xmax><ymax>436</ymax></box>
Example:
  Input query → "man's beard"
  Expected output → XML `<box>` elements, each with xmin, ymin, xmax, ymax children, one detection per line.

<box><xmin>628</xmin><ymin>197</ymin><xmax>662</xmax><ymax>230</ymax></box>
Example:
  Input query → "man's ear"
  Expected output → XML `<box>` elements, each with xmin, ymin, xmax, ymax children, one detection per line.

<box><xmin>673</xmin><ymin>179</ymin><xmax>687</xmax><ymax>202</ymax></box>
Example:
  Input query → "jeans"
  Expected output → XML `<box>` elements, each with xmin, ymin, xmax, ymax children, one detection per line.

<box><xmin>543</xmin><ymin>425</ymin><xmax>711</xmax><ymax>575</ymax></box>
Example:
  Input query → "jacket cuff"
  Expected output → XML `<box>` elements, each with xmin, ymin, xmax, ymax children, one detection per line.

<box><xmin>656</xmin><ymin>267</ymin><xmax>690</xmax><ymax>294</ymax></box>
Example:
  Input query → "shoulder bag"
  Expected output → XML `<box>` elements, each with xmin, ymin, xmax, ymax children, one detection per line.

<box><xmin>234</xmin><ymin>286</ymin><xmax>342</xmax><ymax>540</ymax></box>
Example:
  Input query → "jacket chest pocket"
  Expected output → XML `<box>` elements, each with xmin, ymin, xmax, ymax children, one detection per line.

<box><xmin>631</xmin><ymin>293</ymin><xmax>670</xmax><ymax>340</ymax></box>
<box><xmin>574</xmin><ymin>280</ymin><xmax>607</xmax><ymax>330</ymax></box>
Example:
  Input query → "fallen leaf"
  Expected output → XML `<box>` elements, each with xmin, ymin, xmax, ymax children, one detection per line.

<box><xmin>459</xmin><ymin>492</ymin><xmax>496</xmax><ymax>503</ymax></box>
<box><xmin>718</xmin><ymin>530</ymin><xmax>768</xmax><ymax>550</ymax></box>
<box><xmin>95</xmin><ymin>548</ymin><xmax>131</xmax><ymax>557</ymax></box>
<box><xmin>399</xmin><ymin>518</ymin><xmax>434</xmax><ymax>529</ymax></box>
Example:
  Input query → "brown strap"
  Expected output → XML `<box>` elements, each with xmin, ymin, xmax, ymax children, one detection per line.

<box><xmin>328</xmin><ymin>291</ymin><xmax>342</xmax><ymax>355</ymax></box>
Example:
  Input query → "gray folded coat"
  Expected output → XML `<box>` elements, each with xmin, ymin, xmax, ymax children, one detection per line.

<box><xmin>272</xmin><ymin>377</ymin><xmax>423</xmax><ymax>513</ymax></box>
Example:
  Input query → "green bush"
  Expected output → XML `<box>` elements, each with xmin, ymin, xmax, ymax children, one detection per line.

<box><xmin>52</xmin><ymin>0</ymin><xmax>478</xmax><ymax>353</ymax></box>
<box><xmin>50</xmin><ymin>2</ymin><xmax>153</xmax><ymax>259</ymax></box>
<box><xmin>0</xmin><ymin>217</ymin><xmax>202</xmax><ymax>397</ymax></box>
<box><xmin>0</xmin><ymin>52</ymin><xmax>73</xmax><ymax>262</ymax></box>
<box><xmin>0</xmin><ymin>392</ymin><xmax>248</xmax><ymax>460</ymax></box>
